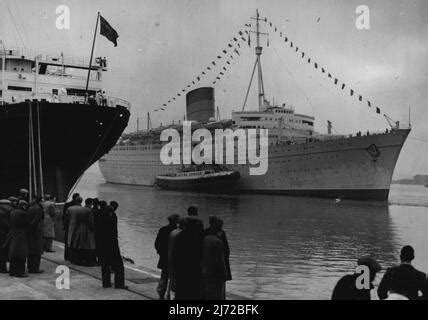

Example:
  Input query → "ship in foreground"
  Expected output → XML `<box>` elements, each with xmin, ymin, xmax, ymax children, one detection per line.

<box><xmin>99</xmin><ymin>10</ymin><xmax>410</xmax><ymax>201</ymax></box>
<box><xmin>0</xmin><ymin>47</ymin><xmax>130</xmax><ymax>201</ymax></box>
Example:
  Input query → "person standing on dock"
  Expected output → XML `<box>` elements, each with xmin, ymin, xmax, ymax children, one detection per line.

<box><xmin>155</xmin><ymin>213</ymin><xmax>180</xmax><ymax>300</ymax></box>
<box><xmin>186</xmin><ymin>206</ymin><xmax>204</xmax><ymax>236</ymax></box>
<box><xmin>27</xmin><ymin>196</ymin><xmax>45</xmax><ymax>274</ymax></box>
<box><xmin>203</xmin><ymin>216</ymin><xmax>232</xmax><ymax>297</ymax></box>
<box><xmin>331</xmin><ymin>256</ymin><xmax>381</xmax><ymax>300</ymax></box>
<box><xmin>173</xmin><ymin>207</ymin><xmax>204</xmax><ymax>300</ymax></box>
<box><xmin>71</xmin><ymin>198</ymin><xmax>96</xmax><ymax>266</ymax></box>
<box><xmin>42</xmin><ymin>194</ymin><xmax>57</xmax><ymax>252</ymax></box>
<box><xmin>7</xmin><ymin>200</ymin><xmax>30</xmax><ymax>277</ymax></box>
<box><xmin>63</xmin><ymin>193</ymin><xmax>80</xmax><ymax>261</ymax></box>
<box><xmin>167</xmin><ymin>217</ymin><xmax>186</xmax><ymax>300</ymax></box>
<box><xmin>378</xmin><ymin>245</ymin><xmax>428</xmax><ymax>300</ymax></box>
<box><xmin>202</xmin><ymin>216</ymin><xmax>228</xmax><ymax>300</ymax></box>
<box><xmin>98</xmin><ymin>203</ymin><xmax>127</xmax><ymax>289</ymax></box>
<box><xmin>65</xmin><ymin>196</ymin><xmax>84</xmax><ymax>264</ymax></box>
<box><xmin>0</xmin><ymin>199</ymin><xmax>12</xmax><ymax>273</ymax></box>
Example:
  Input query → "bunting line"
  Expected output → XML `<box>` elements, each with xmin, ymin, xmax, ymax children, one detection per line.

<box><xmin>263</xmin><ymin>16</ymin><xmax>383</xmax><ymax>115</ymax></box>
<box><xmin>155</xmin><ymin>25</ymin><xmax>251</xmax><ymax>111</ymax></box>
<box><xmin>156</xmin><ymin>15</ymin><xmax>385</xmax><ymax>117</ymax></box>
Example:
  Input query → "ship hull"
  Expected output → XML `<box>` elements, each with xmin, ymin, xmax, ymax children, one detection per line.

<box><xmin>155</xmin><ymin>171</ymin><xmax>240</xmax><ymax>192</ymax></box>
<box><xmin>99</xmin><ymin>129</ymin><xmax>410</xmax><ymax>201</ymax></box>
<box><xmin>0</xmin><ymin>101</ymin><xmax>130</xmax><ymax>201</ymax></box>
<box><xmin>241</xmin><ymin>188</ymin><xmax>389</xmax><ymax>200</ymax></box>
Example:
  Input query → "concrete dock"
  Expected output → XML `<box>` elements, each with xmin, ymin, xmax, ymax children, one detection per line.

<box><xmin>0</xmin><ymin>241</ymin><xmax>247</xmax><ymax>300</ymax></box>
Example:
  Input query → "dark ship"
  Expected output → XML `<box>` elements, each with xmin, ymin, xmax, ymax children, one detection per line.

<box><xmin>0</xmin><ymin>48</ymin><xmax>130</xmax><ymax>201</ymax></box>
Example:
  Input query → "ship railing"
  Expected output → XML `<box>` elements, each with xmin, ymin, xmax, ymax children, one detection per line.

<box><xmin>0</xmin><ymin>47</ymin><xmax>96</xmax><ymax>67</ymax></box>
<box><xmin>44</xmin><ymin>71</ymin><xmax>100</xmax><ymax>81</ymax></box>
<box><xmin>105</xmin><ymin>96</ymin><xmax>131</xmax><ymax>110</ymax></box>
<box><xmin>313</xmin><ymin>129</ymin><xmax>393</xmax><ymax>141</ymax></box>
<box><xmin>1</xmin><ymin>92</ymin><xmax>131</xmax><ymax>110</ymax></box>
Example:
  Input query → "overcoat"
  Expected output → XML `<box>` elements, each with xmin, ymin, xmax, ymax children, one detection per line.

<box><xmin>7</xmin><ymin>209</ymin><xmax>30</xmax><ymax>260</ymax></box>
<box><xmin>43</xmin><ymin>201</ymin><xmax>57</xmax><ymax>238</ymax></box>
<box><xmin>72</xmin><ymin>206</ymin><xmax>95</xmax><ymax>250</ymax></box>
<box><xmin>27</xmin><ymin>203</ymin><xmax>44</xmax><ymax>255</ymax></box>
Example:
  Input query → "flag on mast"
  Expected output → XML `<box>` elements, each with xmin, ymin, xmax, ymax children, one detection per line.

<box><xmin>100</xmin><ymin>15</ymin><xmax>119</xmax><ymax>46</ymax></box>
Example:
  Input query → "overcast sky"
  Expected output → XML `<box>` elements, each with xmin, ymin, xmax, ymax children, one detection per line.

<box><xmin>1</xmin><ymin>0</ymin><xmax>427</xmax><ymax>179</ymax></box>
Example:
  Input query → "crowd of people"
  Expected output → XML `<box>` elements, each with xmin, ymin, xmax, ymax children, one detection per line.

<box><xmin>0</xmin><ymin>189</ymin><xmax>56</xmax><ymax>276</ymax></box>
<box><xmin>3</xmin><ymin>188</ymin><xmax>427</xmax><ymax>300</ymax></box>
<box><xmin>63</xmin><ymin>193</ymin><xmax>127</xmax><ymax>289</ymax></box>
<box><xmin>0</xmin><ymin>189</ymin><xmax>127</xmax><ymax>290</ymax></box>
<box><xmin>154</xmin><ymin>206</ymin><xmax>232</xmax><ymax>300</ymax></box>
<box><xmin>332</xmin><ymin>245</ymin><xmax>428</xmax><ymax>300</ymax></box>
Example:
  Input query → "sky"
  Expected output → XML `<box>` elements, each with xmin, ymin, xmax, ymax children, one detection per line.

<box><xmin>1</xmin><ymin>0</ymin><xmax>427</xmax><ymax>179</ymax></box>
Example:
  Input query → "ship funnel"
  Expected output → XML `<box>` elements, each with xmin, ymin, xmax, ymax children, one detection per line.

<box><xmin>186</xmin><ymin>87</ymin><xmax>215</xmax><ymax>123</ymax></box>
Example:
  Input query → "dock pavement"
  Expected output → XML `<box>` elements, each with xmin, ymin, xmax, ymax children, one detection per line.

<box><xmin>0</xmin><ymin>241</ymin><xmax>248</xmax><ymax>300</ymax></box>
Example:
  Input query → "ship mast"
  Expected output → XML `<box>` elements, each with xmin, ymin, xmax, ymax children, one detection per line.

<box><xmin>242</xmin><ymin>9</ymin><xmax>268</xmax><ymax>112</ymax></box>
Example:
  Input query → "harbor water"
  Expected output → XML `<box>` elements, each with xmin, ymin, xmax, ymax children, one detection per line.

<box><xmin>75</xmin><ymin>166</ymin><xmax>428</xmax><ymax>300</ymax></box>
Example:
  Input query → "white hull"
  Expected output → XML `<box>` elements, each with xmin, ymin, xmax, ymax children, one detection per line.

<box><xmin>99</xmin><ymin>129</ymin><xmax>410</xmax><ymax>200</ymax></box>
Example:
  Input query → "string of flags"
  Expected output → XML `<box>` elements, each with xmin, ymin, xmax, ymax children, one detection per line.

<box><xmin>263</xmin><ymin>16</ymin><xmax>384</xmax><ymax>116</ymax></box>
<box><xmin>155</xmin><ymin>14</ymin><xmax>385</xmax><ymax>117</ymax></box>
<box><xmin>155</xmin><ymin>24</ymin><xmax>252</xmax><ymax>112</ymax></box>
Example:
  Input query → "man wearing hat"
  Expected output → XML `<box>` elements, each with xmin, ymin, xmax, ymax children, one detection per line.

<box><xmin>27</xmin><ymin>196</ymin><xmax>45</xmax><ymax>273</ymax></box>
<box><xmin>332</xmin><ymin>256</ymin><xmax>381</xmax><ymax>300</ymax></box>
<box><xmin>8</xmin><ymin>197</ymin><xmax>19</xmax><ymax>209</ymax></box>
<box><xmin>378</xmin><ymin>245</ymin><xmax>427</xmax><ymax>300</ymax></box>
<box><xmin>202</xmin><ymin>216</ymin><xmax>229</xmax><ymax>300</ymax></box>
<box><xmin>154</xmin><ymin>213</ymin><xmax>180</xmax><ymax>300</ymax></box>
<box><xmin>42</xmin><ymin>194</ymin><xmax>57</xmax><ymax>252</ymax></box>
<box><xmin>8</xmin><ymin>200</ymin><xmax>30</xmax><ymax>277</ymax></box>
<box><xmin>97</xmin><ymin>204</ymin><xmax>127</xmax><ymax>289</ymax></box>
<box><xmin>0</xmin><ymin>199</ymin><xmax>14</xmax><ymax>218</ymax></box>
<box><xmin>18</xmin><ymin>189</ymin><xmax>29</xmax><ymax>202</ymax></box>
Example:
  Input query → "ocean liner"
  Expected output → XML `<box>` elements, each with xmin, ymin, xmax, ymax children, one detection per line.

<box><xmin>0</xmin><ymin>47</ymin><xmax>130</xmax><ymax>201</ymax></box>
<box><xmin>99</xmin><ymin>11</ymin><xmax>409</xmax><ymax>201</ymax></box>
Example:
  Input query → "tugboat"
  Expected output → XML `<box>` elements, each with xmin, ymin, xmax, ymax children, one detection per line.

<box><xmin>155</xmin><ymin>164</ymin><xmax>240</xmax><ymax>192</ymax></box>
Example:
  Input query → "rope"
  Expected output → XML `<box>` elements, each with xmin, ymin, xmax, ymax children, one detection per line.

<box><xmin>28</xmin><ymin>101</ymin><xmax>32</xmax><ymax>202</ymax></box>
<box><xmin>155</xmin><ymin>25</ymin><xmax>251</xmax><ymax>113</ymax></box>
<box><xmin>278</xmin><ymin>35</ymin><xmax>388</xmax><ymax>131</ymax></box>
<box><xmin>27</xmin><ymin>101</ymin><xmax>45</xmax><ymax>201</ymax></box>
<box><xmin>242</xmin><ymin>58</ymin><xmax>259</xmax><ymax>111</ymax></box>
<box><xmin>37</xmin><ymin>101</ymin><xmax>44</xmax><ymax>197</ymax></box>
<box><xmin>30</xmin><ymin>104</ymin><xmax>37</xmax><ymax>198</ymax></box>
<box><xmin>264</xmin><ymin>15</ymin><xmax>391</xmax><ymax>120</ymax></box>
